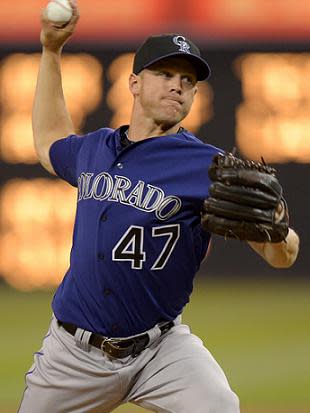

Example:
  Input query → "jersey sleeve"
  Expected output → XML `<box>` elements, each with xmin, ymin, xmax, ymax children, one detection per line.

<box><xmin>49</xmin><ymin>134</ymin><xmax>85</xmax><ymax>187</ymax></box>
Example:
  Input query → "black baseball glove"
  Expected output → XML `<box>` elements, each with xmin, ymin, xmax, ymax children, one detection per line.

<box><xmin>201</xmin><ymin>151</ymin><xmax>289</xmax><ymax>243</ymax></box>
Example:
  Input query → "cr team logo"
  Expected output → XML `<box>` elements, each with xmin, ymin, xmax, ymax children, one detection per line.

<box><xmin>173</xmin><ymin>36</ymin><xmax>191</xmax><ymax>53</ymax></box>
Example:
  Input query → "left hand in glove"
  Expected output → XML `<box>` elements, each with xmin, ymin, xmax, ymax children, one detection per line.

<box><xmin>201</xmin><ymin>151</ymin><xmax>289</xmax><ymax>243</ymax></box>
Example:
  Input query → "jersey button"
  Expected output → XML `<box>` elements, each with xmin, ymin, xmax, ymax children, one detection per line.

<box><xmin>97</xmin><ymin>253</ymin><xmax>105</xmax><ymax>260</ymax></box>
<box><xmin>100</xmin><ymin>215</ymin><xmax>107</xmax><ymax>222</ymax></box>
<box><xmin>117</xmin><ymin>162</ymin><xmax>123</xmax><ymax>169</ymax></box>
<box><xmin>116</xmin><ymin>146</ymin><xmax>122</xmax><ymax>151</ymax></box>
<box><xmin>104</xmin><ymin>288</ymin><xmax>111</xmax><ymax>296</ymax></box>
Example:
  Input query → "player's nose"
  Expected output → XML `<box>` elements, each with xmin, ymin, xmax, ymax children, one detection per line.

<box><xmin>169</xmin><ymin>74</ymin><xmax>182</xmax><ymax>94</ymax></box>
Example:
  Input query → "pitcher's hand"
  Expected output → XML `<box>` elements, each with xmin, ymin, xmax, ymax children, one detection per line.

<box><xmin>40</xmin><ymin>0</ymin><xmax>80</xmax><ymax>52</ymax></box>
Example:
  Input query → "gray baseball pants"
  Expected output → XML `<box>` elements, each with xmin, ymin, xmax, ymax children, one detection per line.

<box><xmin>18</xmin><ymin>315</ymin><xmax>240</xmax><ymax>413</ymax></box>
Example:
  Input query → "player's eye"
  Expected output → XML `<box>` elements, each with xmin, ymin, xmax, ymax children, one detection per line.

<box><xmin>158</xmin><ymin>71</ymin><xmax>172</xmax><ymax>78</ymax></box>
<box><xmin>183</xmin><ymin>75</ymin><xmax>195</xmax><ymax>85</ymax></box>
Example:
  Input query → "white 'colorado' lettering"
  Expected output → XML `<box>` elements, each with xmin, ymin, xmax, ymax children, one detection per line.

<box><xmin>92</xmin><ymin>172</ymin><xmax>114</xmax><ymax>200</ymax></box>
<box><xmin>108</xmin><ymin>175</ymin><xmax>132</xmax><ymax>202</ymax></box>
<box><xmin>77</xmin><ymin>172</ymin><xmax>182</xmax><ymax>221</ymax></box>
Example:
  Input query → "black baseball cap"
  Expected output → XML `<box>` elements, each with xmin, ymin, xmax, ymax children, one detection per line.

<box><xmin>133</xmin><ymin>34</ymin><xmax>211</xmax><ymax>81</ymax></box>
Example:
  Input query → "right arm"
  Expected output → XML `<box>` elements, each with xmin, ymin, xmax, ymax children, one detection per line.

<box><xmin>32</xmin><ymin>1</ymin><xmax>79</xmax><ymax>174</ymax></box>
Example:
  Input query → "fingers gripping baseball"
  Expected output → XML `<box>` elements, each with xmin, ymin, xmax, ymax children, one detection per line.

<box><xmin>40</xmin><ymin>0</ymin><xmax>80</xmax><ymax>52</ymax></box>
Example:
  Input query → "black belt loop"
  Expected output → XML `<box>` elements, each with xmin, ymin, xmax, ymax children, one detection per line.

<box><xmin>57</xmin><ymin>319</ymin><xmax>174</xmax><ymax>359</ymax></box>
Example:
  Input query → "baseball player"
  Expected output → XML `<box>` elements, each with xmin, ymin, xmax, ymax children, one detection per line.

<box><xmin>18</xmin><ymin>2</ymin><xmax>299</xmax><ymax>413</ymax></box>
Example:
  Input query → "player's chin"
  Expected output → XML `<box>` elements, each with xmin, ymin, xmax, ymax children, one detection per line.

<box><xmin>157</xmin><ymin>109</ymin><xmax>187</xmax><ymax>128</ymax></box>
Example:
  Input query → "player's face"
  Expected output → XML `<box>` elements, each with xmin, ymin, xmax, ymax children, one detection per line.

<box><xmin>132</xmin><ymin>57</ymin><xmax>198</xmax><ymax>128</ymax></box>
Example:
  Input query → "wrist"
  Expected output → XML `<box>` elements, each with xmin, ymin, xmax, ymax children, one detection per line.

<box><xmin>265</xmin><ymin>228</ymin><xmax>299</xmax><ymax>268</ymax></box>
<box><xmin>42</xmin><ymin>45</ymin><xmax>63</xmax><ymax>56</ymax></box>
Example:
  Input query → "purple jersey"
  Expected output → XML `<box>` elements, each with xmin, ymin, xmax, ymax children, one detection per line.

<box><xmin>49</xmin><ymin>126</ymin><xmax>222</xmax><ymax>337</ymax></box>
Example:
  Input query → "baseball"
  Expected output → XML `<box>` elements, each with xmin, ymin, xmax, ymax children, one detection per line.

<box><xmin>46</xmin><ymin>0</ymin><xmax>73</xmax><ymax>25</ymax></box>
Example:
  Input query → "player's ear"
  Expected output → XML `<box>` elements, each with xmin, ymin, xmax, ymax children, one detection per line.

<box><xmin>129</xmin><ymin>73</ymin><xmax>140</xmax><ymax>96</ymax></box>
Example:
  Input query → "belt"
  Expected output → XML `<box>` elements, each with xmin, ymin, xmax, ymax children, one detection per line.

<box><xmin>57</xmin><ymin>320</ymin><xmax>174</xmax><ymax>358</ymax></box>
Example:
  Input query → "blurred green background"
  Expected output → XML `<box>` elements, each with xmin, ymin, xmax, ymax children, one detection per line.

<box><xmin>1</xmin><ymin>277</ymin><xmax>309</xmax><ymax>413</ymax></box>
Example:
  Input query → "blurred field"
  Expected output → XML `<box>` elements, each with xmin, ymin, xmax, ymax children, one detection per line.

<box><xmin>0</xmin><ymin>277</ymin><xmax>309</xmax><ymax>413</ymax></box>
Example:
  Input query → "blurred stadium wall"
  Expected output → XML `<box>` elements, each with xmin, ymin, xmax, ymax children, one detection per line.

<box><xmin>0</xmin><ymin>0</ymin><xmax>309</xmax><ymax>290</ymax></box>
